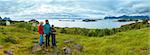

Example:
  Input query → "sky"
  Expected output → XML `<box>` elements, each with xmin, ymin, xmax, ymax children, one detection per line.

<box><xmin>0</xmin><ymin>0</ymin><xmax>150</xmax><ymax>19</ymax></box>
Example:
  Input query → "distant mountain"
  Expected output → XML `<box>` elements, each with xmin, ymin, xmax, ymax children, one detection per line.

<box><xmin>104</xmin><ymin>15</ymin><xmax>149</xmax><ymax>19</ymax></box>
<box><xmin>3</xmin><ymin>17</ymin><xmax>11</xmax><ymax>21</ymax></box>
<box><xmin>104</xmin><ymin>16</ymin><xmax>119</xmax><ymax>19</ymax></box>
<box><xmin>0</xmin><ymin>17</ymin><xmax>2</xmax><ymax>20</ymax></box>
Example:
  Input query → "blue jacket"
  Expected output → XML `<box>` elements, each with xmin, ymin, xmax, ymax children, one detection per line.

<box><xmin>44</xmin><ymin>23</ymin><xmax>51</xmax><ymax>34</ymax></box>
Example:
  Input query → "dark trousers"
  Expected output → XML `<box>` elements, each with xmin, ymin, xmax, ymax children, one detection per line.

<box><xmin>45</xmin><ymin>34</ymin><xmax>50</xmax><ymax>47</ymax></box>
<box><xmin>51</xmin><ymin>34</ymin><xmax>56</xmax><ymax>46</ymax></box>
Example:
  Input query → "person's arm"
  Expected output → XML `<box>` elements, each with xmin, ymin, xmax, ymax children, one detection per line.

<box><xmin>54</xmin><ymin>28</ymin><xmax>56</xmax><ymax>32</ymax></box>
<box><xmin>49</xmin><ymin>24</ymin><xmax>51</xmax><ymax>32</ymax></box>
<box><xmin>43</xmin><ymin>24</ymin><xmax>46</xmax><ymax>34</ymax></box>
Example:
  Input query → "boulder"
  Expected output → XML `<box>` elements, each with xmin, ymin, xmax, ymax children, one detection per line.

<box><xmin>4</xmin><ymin>50</ymin><xmax>13</xmax><ymax>55</ymax></box>
<box><xmin>74</xmin><ymin>44</ymin><xmax>83</xmax><ymax>51</ymax></box>
<box><xmin>62</xmin><ymin>46</ymin><xmax>71</xmax><ymax>55</ymax></box>
<box><xmin>0</xmin><ymin>45</ymin><xmax>3</xmax><ymax>49</ymax></box>
<box><xmin>64</xmin><ymin>39</ymin><xmax>74</xmax><ymax>44</ymax></box>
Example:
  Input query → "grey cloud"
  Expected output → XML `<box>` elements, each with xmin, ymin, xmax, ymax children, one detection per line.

<box><xmin>0</xmin><ymin>0</ymin><xmax>149</xmax><ymax>18</ymax></box>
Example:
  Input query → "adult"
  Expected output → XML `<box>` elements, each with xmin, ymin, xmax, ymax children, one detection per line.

<box><xmin>44</xmin><ymin>20</ymin><xmax>51</xmax><ymax>47</ymax></box>
<box><xmin>38</xmin><ymin>22</ymin><xmax>44</xmax><ymax>46</ymax></box>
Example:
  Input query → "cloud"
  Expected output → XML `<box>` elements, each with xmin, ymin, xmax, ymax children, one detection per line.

<box><xmin>0</xmin><ymin>0</ymin><xmax>149</xmax><ymax>19</ymax></box>
<box><xmin>105</xmin><ymin>0</ymin><xmax>150</xmax><ymax>16</ymax></box>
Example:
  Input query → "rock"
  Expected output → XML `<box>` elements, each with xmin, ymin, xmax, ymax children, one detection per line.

<box><xmin>64</xmin><ymin>39</ymin><xmax>74</xmax><ymax>44</ymax></box>
<box><xmin>31</xmin><ymin>43</ymin><xmax>39</xmax><ymax>52</ymax></box>
<box><xmin>4</xmin><ymin>50</ymin><xmax>13</xmax><ymax>55</ymax></box>
<box><xmin>74</xmin><ymin>44</ymin><xmax>83</xmax><ymax>51</ymax></box>
<box><xmin>62</xmin><ymin>46</ymin><xmax>71</xmax><ymax>55</ymax></box>
<box><xmin>50</xmin><ymin>48</ymin><xmax>58</xmax><ymax>55</ymax></box>
<box><xmin>0</xmin><ymin>45</ymin><xmax>3</xmax><ymax>49</ymax></box>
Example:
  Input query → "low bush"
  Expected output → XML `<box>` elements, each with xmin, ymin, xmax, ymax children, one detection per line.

<box><xmin>59</xmin><ymin>22</ymin><xmax>150</xmax><ymax>37</ymax></box>
<box><xmin>0</xmin><ymin>20</ymin><xmax>6</xmax><ymax>26</ymax></box>
<box><xmin>16</xmin><ymin>22</ymin><xmax>37</xmax><ymax>32</ymax></box>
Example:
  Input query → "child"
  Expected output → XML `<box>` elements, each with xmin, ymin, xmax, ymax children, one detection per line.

<box><xmin>38</xmin><ymin>22</ymin><xmax>44</xmax><ymax>46</ymax></box>
<box><xmin>51</xmin><ymin>25</ymin><xmax>56</xmax><ymax>47</ymax></box>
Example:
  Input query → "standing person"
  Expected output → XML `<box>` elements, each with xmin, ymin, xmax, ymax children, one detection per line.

<box><xmin>51</xmin><ymin>25</ymin><xmax>56</xmax><ymax>47</ymax></box>
<box><xmin>44</xmin><ymin>20</ymin><xmax>51</xmax><ymax>47</ymax></box>
<box><xmin>38</xmin><ymin>22</ymin><xmax>44</xmax><ymax>46</ymax></box>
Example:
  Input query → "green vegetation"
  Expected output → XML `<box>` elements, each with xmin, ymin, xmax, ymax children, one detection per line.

<box><xmin>0</xmin><ymin>21</ymin><xmax>149</xmax><ymax>55</ymax></box>
<box><xmin>0</xmin><ymin>26</ymin><xmax>39</xmax><ymax>55</ymax></box>
<box><xmin>0</xmin><ymin>20</ymin><xmax>6</xmax><ymax>26</ymax></box>
<box><xmin>59</xmin><ymin>22</ymin><xmax>150</xmax><ymax>37</ymax></box>
<box><xmin>65</xmin><ymin>28</ymin><xmax>149</xmax><ymax>55</ymax></box>
<box><xmin>15</xmin><ymin>22</ymin><xmax>37</xmax><ymax>32</ymax></box>
<box><xmin>0</xmin><ymin>20</ymin><xmax>27</xmax><ymax>26</ymax></box>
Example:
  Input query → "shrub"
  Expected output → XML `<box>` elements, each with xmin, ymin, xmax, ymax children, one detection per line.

<box><xmin>60</xmin><ymin>22</ymin><xmax>150</xmax><ymax>37</ymax></box>
<box><xmin>16</xmin><ymin>22</ymin><xmax>37</xmax><ymax>32</ymax></box>
<box><xmin>0</xmin><ymin>20</ymin><xmax>6</xmax><ymax>26</ymax></box>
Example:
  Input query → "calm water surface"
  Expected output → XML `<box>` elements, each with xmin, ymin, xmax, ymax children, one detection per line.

<box><xmin>37</xmin><ymin>19</ymin><xmax>135</xmax><ymax>29</ymax></box>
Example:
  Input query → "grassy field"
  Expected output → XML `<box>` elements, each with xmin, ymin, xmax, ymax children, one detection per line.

<box><xmin>0</xmin><ymin>25</ymin><xmax>149</xmax><ymax>55</ymax></box>
<box><xmin>56</xmin><ymin>28</ymin><xmax>150</xmax><ymax>55</ymax></box>
<box><xmin>0</xmin><ymin>26</ymin><xmax>39</xmax><ymax>55</ymax></box>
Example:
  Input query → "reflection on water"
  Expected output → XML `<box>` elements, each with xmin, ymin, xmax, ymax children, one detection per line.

<box><xmin>38</xmin><ymin>19</ymin><xmax>135</xmax><ymax>29</ymax></box>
